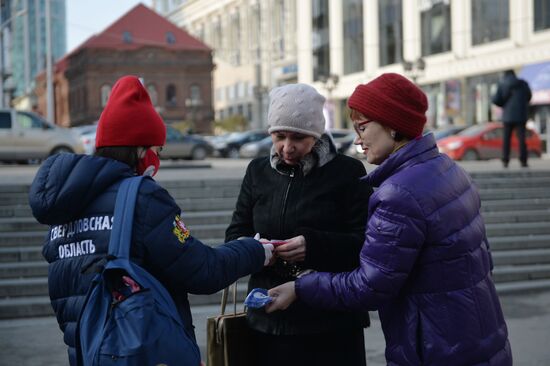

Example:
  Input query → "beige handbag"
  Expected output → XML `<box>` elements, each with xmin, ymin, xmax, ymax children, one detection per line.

<box><xmin>206</xmin><ymin>282</ymin><xmax>257</xmax><ymax>366</ymax></box>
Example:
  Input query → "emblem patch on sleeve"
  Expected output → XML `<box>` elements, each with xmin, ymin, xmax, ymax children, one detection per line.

<box><xmin>172</xmin><ymin>214</ymin><xmax>190</xmax><ymax>244</ymax></box>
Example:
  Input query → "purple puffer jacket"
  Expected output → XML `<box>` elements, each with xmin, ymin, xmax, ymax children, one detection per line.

<box><xmin>296</xmin><ymin>133</ymin><xmax>512</xmax><ymax>365</ymax></box>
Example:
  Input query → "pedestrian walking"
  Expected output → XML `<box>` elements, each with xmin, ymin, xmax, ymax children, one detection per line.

<box><xmin>225</xmin><ymin>83</ymin><xmax>374</xmax><ymax>366</ymax></box>
<box><xmin>266</xmin><ymin>73</ymin><xmax>512</xmax><ymax>366</ymax></box>
<box><xmin>28</xmin><ymin>75</ymin><xmax>273</xmax><ymax>365</ymax></box>
<box><xmin>492</xmin><ymin>69</ymin><xmax>532</xmax><ymax>168</ymax></box>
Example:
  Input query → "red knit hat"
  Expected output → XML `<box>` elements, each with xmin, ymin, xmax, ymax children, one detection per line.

<box><xmin>348</xmin><ymin>73</ymin><xmax>428</xmax><ymax>138</ymax></box>
<box><xmin>96</xmin><ymin>76</ymin><xmax>166</xmax><ymax>148</ymax></box>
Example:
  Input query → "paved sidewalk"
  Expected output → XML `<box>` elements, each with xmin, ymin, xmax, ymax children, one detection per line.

<box><xmin>1</xmin><ymin>290</ymin><xmax>550</xmax><ymax>365</ymax></box>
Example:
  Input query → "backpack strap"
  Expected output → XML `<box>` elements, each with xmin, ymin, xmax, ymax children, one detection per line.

<box><xmin>108</xmin><ymin>176</ymin><xmax>145</xmax><ymax>259</ymax></box>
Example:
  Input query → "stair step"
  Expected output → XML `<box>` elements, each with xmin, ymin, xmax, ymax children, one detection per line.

<box><xmin>492</xmin><ymin>264</ymin><xmax>550</xmax><ymax>283</ymax></box>
<box><xmin>0</xmin><ymin>296</ymin><xmax>54</xmax><ymax>319</ymax></box>
<box><xmin>0</xmin><ymin>261</ymin><xmax>47</xmax><ymax>279</ymax></box>
<box><xmin>495</xmin><ymin>278</ymin><xmax>550</xmax><ymax>295</ymax></box>
<box><xmin>0</xmin><ymin>277</ymin><xmax>48</xmax><ymax>297</ymax></box>
<box><xmin>492</xmin><ymin>248</ymin><xmax>550</xmax><ymax>266</ymax></box>
<box><xmin>481</xmin><ymin>198</ymin><xmax>550</xmax><ymax>212</ymax></box>
<box><xmin>474</xmin><ymin>176</ymin><xmax>550</xmax><ymax>189</ymax></box>
<box><xmin>489</xmin><ymin>235</ymin><xmax>550</xmax><ymax>250</ymax></box>
<box><xmin>0</xmin><ymin>217</ymin><xmax>47</xmax><ymax>232</ymax></box>
<box><xmin>0</xmin><ymin>231</ymin><xmax>48</xmax><ymax>247</ymax></box>
<box><xmin>485</xmin><ymin>222</ymin><xmax>550</xmax><ymax>237</ymax></box>
<box><xmin>0</xmin><ymin>247</ymin><xmax>43</xmax><ymax>262</ymax></box>
<box><xmin>482</xmin><ymin>209</ymin><xmax>550</xmax><ymax>224</ymax></box>
<box><xmin>479</xmin><ymin>188</ymin><xmax>550</xmax><ymax>200</ymax></box>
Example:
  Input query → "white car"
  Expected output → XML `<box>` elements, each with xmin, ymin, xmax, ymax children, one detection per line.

<box><xmin>71</xmin><ymin>124</ymin><xmax>97</xmax><ymax>155</ymax></box>
<box><xmin>0</xmin><ymin>109</ymin><xmax>84</xmax><ymax>163</ymax></box>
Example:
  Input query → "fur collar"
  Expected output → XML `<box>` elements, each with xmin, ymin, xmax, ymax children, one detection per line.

<box><xmin>270</xmin><ymin>133</ymin><xmax>338</xmax><ymax>176</ymax></box>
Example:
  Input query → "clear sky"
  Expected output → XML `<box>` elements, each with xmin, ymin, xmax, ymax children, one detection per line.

<box><xmin>66</xmin><ymin>0</ymin><xmax>152</xmax><ymax>53</ymax></box>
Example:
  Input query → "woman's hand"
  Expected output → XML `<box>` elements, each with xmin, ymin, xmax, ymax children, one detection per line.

<box><xmin>265</xmin><ymin>281</ymin><xmax>297</xmax><ymax>313</ymax></box>
<box><xmin>274</xmin><ymin>235</ymin><xmax>306</xmax><ymax>262</ymax></box>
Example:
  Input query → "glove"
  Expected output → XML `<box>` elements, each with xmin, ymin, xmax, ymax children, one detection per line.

<box><xmin>254</xmin><ymin>233</ymin><xmax>274</xmax><ymax>266</ymax></box>
<box><xmin>263</xmin><ymin>243</ymin><xmax>274</xmax><ymax>266</ymax></box>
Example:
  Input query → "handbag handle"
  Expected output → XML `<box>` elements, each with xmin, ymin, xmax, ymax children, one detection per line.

<box><xmin>220</xmin><ymin>282</ymin><xmax>238</xmax><ymax>316</ymax></box>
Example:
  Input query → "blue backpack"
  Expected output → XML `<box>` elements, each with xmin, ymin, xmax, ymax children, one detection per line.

<box><xmin>77</xmin><ymin>176</ymin><xmax>200</xmax><ymax>366</ymax></box>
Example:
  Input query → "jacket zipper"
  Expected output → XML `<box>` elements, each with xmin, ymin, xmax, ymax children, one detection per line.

<box><xmin>279</xmin><ymin>168</ymin><xmax>295</xmax><ymax>235</ymax></box>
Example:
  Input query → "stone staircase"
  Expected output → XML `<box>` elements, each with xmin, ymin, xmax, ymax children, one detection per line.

<box><xmin>1</xmin><ymin>170</ymin><xmax>550</xmax><ymax>319</ymax></box>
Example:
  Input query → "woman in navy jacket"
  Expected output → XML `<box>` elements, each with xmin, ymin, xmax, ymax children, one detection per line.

<box><xmin>266</xmin><ymin>74</ymin><xmax>512</xmax><ymax>366</ymax></box>
<box><xmin>29</xmin><ymin>76</ymin><xmax>271</xmax><ymax>365</ymax></box>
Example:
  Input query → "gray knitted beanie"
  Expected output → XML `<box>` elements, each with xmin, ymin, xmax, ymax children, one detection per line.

<box><xmin>267</xmin><ymin>83</ymin><xmax>326</xmax><ymax>139</ymax></box>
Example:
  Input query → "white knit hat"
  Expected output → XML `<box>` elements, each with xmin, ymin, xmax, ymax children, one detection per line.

<box><xmin>267</xmin><ymin>83</ymin><xmax>326</xmax><ymax>139</ymax></box>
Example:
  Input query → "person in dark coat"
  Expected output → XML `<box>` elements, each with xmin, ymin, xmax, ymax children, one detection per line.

<box><xmin>492</xmin><ymin>69</ymin><xmax>532</xmax><ymax>167</ymax></box>
<box><xmin>28</xmin><ymin>76</ymin><xmax>273</xmax><ymax>366</ymax></box>
<box><xmin>266</xmin><ymin>74</ymin><xmax>512</xmax><ymax>366</ymax></box>
<box><xmin>225</xmin><ymin>83</ymin><xmax>373</xmax><ymax>366</ymax></box>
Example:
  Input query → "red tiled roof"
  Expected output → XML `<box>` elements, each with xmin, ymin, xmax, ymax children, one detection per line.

<box><xmin>44</xmin><ymin>4</ymin><xmax>209</xmax><ymax>75</ymax></box>
<box><xmin>78</xmin><ymin>3</ymin><xmax>210</xmax><ymax>51</ymax></box>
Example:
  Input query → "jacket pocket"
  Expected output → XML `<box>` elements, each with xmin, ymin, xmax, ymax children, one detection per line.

<box><xmin>369</xmin><ymin>211</ymin><xmax>404</xmax><ymax>238</ymax></box>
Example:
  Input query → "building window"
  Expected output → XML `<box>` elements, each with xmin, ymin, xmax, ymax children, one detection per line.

<box><xmin>312</xmin><ymin>0</ymin><xmax>330</xmax><ymax>81</ymax></box>
<box><xmin>100</xmin><ymin>84</ymin><xmax>111</xmax><ymax>107</ymax></box>
<box><xmin>212</xmin><ymin>18</ymin><xmax>222</xmax><ymax>58</ymax></box>
<box><xmin>249</xmin><ymin>5</ymin><xmax>261</xmax><ymax>62</ymax></box>
<box><xmin>535</xmin><ymin>0</ymin><xmax>550</xmax><ymax>31</ymax></box>
<box><xmin>272</xmin><ymin>0</ymin><xmax>285</xmax><ymax>60</ymax></box>
<box><xmin>343</xmin><ymin>0</ymin><xmax>364</xmax><ymax>74</ymax></box>
<box><xmin>147</xmin><ymin>84</ymin><xmax>158</xmax><ymax>106</ymax></box>
<box><xmin>166</xmin><ymin>31</ymin><xmax>176</xmax><ymax>44</ymax></box>
<box><xmin>421</xmin><ymin>0</ymin><xmax>452</xmax><ymax>56</ymax></box>
<box><xmin>472</xmin><ymin>0</ymin><xmax>509</xmax><ymax>45</ymax></box>
<box><xmin>166</xmin><ymin>84</ymin><xmax>177</xmax><ymax>107</ymax></box>
<box><xmin>122</xmin><ymin>31</ymin><xmax>133</xmax><ymax>44</ymax></box>
<box><xmin>228</xmin><ymin>11</ymin><xmax>241</xmax><ymax>65</ymax></box>
<box><xmin>379</xmin><ymin>0</ymin><xmax>403</xmax><ymax>66</ymax></box>
<box><xmin>189</xmin><ymin>85</ymin><xmax>201</xmax><ymax>103</ymax></box>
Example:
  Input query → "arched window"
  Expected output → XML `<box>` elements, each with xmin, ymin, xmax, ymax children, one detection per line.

<box><xmin>100</xmin><ymin>84</ymin><xmax>111</xmax><ymax>107</ymax></box>
<box><xmin>147</xmin><ymin>84</ymin><xmax>158</xmax><ymax>106</ymax></box>
<box><xmin>166</xmin><ymin>84</ymin><xmax>177</xmax><ymax>106</ymax></box>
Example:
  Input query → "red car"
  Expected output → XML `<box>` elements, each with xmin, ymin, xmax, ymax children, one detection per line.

<box><xmin>437</xmin><ymin>122</ymin><xmax>542</xmax><ymax>161</ymax></box>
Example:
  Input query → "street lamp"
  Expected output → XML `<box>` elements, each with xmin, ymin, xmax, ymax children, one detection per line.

<box><xmin>319</xmin><ymin>73</ymin><xmax>339</xmax><ymax>129</ymax></box>
<box><xmin>402</xmin><ymin>57</ymin><xmax>426</xmax><ymax>83</ymax></box>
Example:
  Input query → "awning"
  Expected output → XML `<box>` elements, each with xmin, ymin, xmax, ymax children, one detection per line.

<box><xmin>519</xmin><ymin>61</ymin><xmax>550</xmax><ymax>105</ymax></box>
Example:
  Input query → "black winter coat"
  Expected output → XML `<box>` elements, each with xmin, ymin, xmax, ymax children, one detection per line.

<box><xmin>492</xmin><ymin>73</ymin><xmax>532</xmax><ymax>124</ymax></box>
<box><xmin>226</xmin><ymin>152</ymin><xmax>373</xmax><ymax>335</ymax></box>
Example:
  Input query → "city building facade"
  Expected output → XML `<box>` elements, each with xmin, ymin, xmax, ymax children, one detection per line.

<box><xmin>155</xmin><ymin>0</ymin><xmax>298</xmax><ymax>130</ymax></box>
<box><xmin>34</xmin><ymin>4</ymin><xmax>215</xmax><ymax>131</ymax></box>
<box><xmin>296</xmin><ymin>0</ymin><xmax>550</xmax><ymax>141</ymax></box>
<box><xmin>0</xmin><ymin>0</ymin><xmax>66</xmax><ymax>109</ymax></box>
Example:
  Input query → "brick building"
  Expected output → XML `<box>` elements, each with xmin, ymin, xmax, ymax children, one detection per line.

<box><xmin>35</xmin><ymin>4</ymin><xmax>215</xmax><ymax>132</ymax></box>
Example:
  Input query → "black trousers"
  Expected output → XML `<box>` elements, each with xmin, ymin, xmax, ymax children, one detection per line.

<box><xmin>502</xmin><ymin>123</ymin><xmax>527</xmax><ymax>165</ymax></box>
<box><xmin>252</xmin><ymin>328</ymin><xmax>367</xmax><ymax>366</ymax></box>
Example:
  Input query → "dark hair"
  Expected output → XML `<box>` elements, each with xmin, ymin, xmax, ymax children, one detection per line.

<box><xmin>94</xmin><ymin>146</ymin><xmax>141</xmax><ymax>170</ymax></box>
<box><xmin>504</xmin><ymin>69</ymin><xmax>516</xmax><ymax>77</ymax></box>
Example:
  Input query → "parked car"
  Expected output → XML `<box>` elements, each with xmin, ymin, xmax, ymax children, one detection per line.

<box><xmin>431</xmin><ymin>125</ymin><xmax>468</xmax><ymax>141</ymax></box>
<box><xmin>437</xmin><ymin>122</ymin><xmax>542</xmax><ymax>161</ymax></box>
<box><xmin>71</xmin><ymin>124</ymin><xmax>98</xmax><ymax>155</ymax></box>
<box><xmin>0</xmin><ymin>109</ymin><xmax>84</xmax><ymax>163</ymax></box>
<box><xmin>329</xmin><ymin>129</ymin><xmax>356</xmax><ymax>154</ymax></box>
<box><xmin>162</xmin><ymin>125</ymin><xmax>213</xmax><ymax>160</ymax></box>
<box><xmin>240</xmin><ymin>135</ymin><xmax>273</xmax><ymax>158</ymax></box>
<box><xmin>214</xmin><ymin>130</ymin><xmax>270</xmax><ymax>158</ymax></box>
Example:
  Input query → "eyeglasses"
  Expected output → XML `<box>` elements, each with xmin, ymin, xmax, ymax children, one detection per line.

<box><xmin>352</xmin><ymin>119</ymin><xmax>373</xmax><ymax>135</ymax></box>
